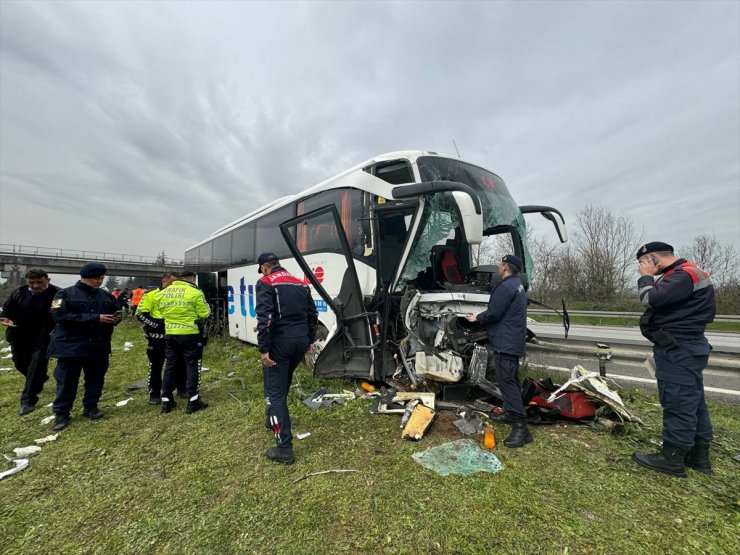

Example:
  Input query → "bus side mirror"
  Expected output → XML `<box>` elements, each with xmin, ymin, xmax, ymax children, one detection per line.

<box><xmin>519</xmin><ymin>205</ymin><xmax>568</xmax><ymax>244</ymax></box>
<box><xmin>452</xmin><ymin>191</ymin><xmax>483</xmax><ymax>245</ymax></box>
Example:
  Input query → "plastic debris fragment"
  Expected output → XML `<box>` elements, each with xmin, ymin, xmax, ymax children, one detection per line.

<box><xmin>34</xmin><ymin>434</ymin><xmax>58</xmax><ymax>444</ymax></box>
<box><xmin>0</xmin><ymin>458</ymin><xmax>29</xmax><ymax>481</ymax></box>
<box><xmin>297</xmin><ymin>432</ymin><xmax>311</xmax><ymax>440</ymax></box>
<box><xmin>13</xmin><ymin>445</ymin><xmax>42</xmax><ymax>457</ymax></box>
<box><xmin>41</xmin><ymin>415</ymin><xmax>55</xmax><ymax>425</ymax></box>
<box><xmin>115</xmin><ymin>398</ymin><xmax>134</xmax><ymax>407</ymax></box>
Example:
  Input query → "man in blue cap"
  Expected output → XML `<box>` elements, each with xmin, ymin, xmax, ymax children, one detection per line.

<box><xmin>255</xmin><ymin>252</ymin><xmax>318</xmax><ymax>464</ymax></box>
<box><xmin>632</xmin><ymin>241</ymin><xmax>716</xmax><ymax>477</ymax></box>
<box><xmin>47</xmin><ymin>262</ymin><xmax>121</xmax><ymax>431</ymax></box>
<box><xmin>466</xmin><ymin>254</ymin><xmax>531</xmax><ymax>447</ymax></box>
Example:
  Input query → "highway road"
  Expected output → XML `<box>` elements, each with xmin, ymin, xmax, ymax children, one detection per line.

<box><xmin>527</xmin><ymin>322</ymin><xmax>740</xmax><ymax>404</ymax></box>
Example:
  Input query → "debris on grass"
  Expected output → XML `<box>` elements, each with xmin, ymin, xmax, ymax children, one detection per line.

<box><xmin>115</xmin><ymin>398</ymin><xmax>134</xmax><ymax>407</ymax></box>
<box><xmin>402</xmin><ymin>403</ymin><xmax>435</xmax><ymax>440</ymax></box>
<box><xmin>34</xmin><ymin>434</ymin><xmax>58</xmax><ymax>444</ymax></box>
<box><xmin>302</xmin><ymin>388</ymin><xmax>356</xmax><ymax>410</ymax></box>
<box><xmin>0</xmin><ymin>367</ymin><xmax>12</xmax><ymax>372</ymax></box>
<box><xmin>126</xmin><ymin>378</ymin><xmax>149</xmax><ymax>391</ymax></box>
<box><xmin>41</xmin><ymin>415</ymin><xmax>55</xmax><ymax>425</ymax></box>
<box><xmin>296</xmin><ymin>432</ymin><xmax>311</xmax><ymax>440</ymax></box>
<box><xmin>13</xmin><ymin>445</ymin><xmax>42</xmax><ymax>457</ymax></box>
<box><xmin>412</xmin><ymin>439</ymin><xmax>503</xmax><ymax>476</ymax></box>
<box><xmin>292</xmin><ymin>469</ymin><xmax>359</xmax><ymax>484</ymax></box>
<box><xmin>0</xmin><ymin>457</ymin><xmax>29</xmax><ymax>481</ymax></box>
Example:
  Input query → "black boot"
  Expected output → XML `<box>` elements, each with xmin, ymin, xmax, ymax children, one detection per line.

<box><xmin>82</xmin><ymin>406</ymin><xmax>104</xmax><ymax>420</ymax></box>
<box><xmin>266</xmin><ymin>446</ymin><xmax>295</xmax><ymax>465</ymax></box>
<box><xmin>19</xmin><ymin>404</ymin><xmax>36</xmax><ymax>416</ymax></box>
<box><xmin>684</xmin><ymin>440</ymin><xmax>713</xmax><ymax>475</ymax></box>
<box><xmin>148</xmin><ymin>394</ymin><xmax>162</xmax><ymax>405</ymax></box>
<box><xmin>490</xmin><ymin>412</ymin><xmax>516</xmax><ymax>424</ymax></box>
<box><xmin>52</xmin><ymin>414</ymin><xmax>70</xmax><ymax>431</ymax></box>
<box><xmin>186</xmin><ymin>398</ymin><xmax>209</xmax><ymax>414</ymax></box>
<box><xmin>504</xmin><ymin>419</ymin><xmax>533</xmax><ymax>448</ymax></box>
<box><xmin>160</xmin><ymin>398</ymin><xmax>177</xmax><ymax>414</ymax></box>
<box><xmin>632</xmin><ymin>442</ymin><xmax>688</xmax><ymax>478</ymax></box>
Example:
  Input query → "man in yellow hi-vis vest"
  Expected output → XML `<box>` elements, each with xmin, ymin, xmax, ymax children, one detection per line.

<box><xmin>155</xmin><ymin>271</ymin><xmax>211</xmax><ymax>414</ymax></box>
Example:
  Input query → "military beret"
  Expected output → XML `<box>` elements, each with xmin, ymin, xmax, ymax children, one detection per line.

<box><xmin>80</xmin><ymin>262</ymin><xmax>107</xmax><ymax>278</ymax></box>
<box><xmin>636</xmin><ymin>241</ymin><xmax>674</xmax><ymax>260</ymax></box>
<box><xmin>502</xmin><ymin>254</ymin><xmax>522</xmax><ymax>272</ymax></box>
<box><xmin>257</xmin><ymin>252</ymin><xmax>279</xmax><ymax>273</ymax></box>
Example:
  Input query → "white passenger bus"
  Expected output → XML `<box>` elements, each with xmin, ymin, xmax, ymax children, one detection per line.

<box><xmin>185</xmin><ymin>151</ymin><xmax>567</xmax><ymax>383</ymax></box>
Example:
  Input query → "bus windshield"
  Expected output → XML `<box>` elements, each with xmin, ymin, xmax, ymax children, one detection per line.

<box><xmin>396</xmin><ymin>157</ymin><xmax>532</xmax><ymax>288</ymax></box>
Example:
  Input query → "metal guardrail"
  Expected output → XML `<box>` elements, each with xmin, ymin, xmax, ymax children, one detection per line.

<box><xmin>528</xmin><ymin>308</ymin><xmax>740</xmax><ymax>323</ymax></box>
<box><xmin>0</xmin><ymin>243</ymin><xmax>183</xmax><ymax>266</ymax></box>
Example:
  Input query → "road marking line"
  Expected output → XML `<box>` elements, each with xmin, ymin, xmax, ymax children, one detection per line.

<box><xmin>530</xmin><ymin>364</ymin><xmax>740</xmax><ymax>397</ymax></box>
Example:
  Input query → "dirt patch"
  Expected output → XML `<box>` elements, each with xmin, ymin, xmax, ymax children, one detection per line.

<box><xmin>427</xmin><ymin>411</ymin><xmax>469</xmax><ymax>441</ymax></box>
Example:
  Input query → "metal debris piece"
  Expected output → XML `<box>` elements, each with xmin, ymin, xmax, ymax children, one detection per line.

<box><xmin>126</xmin><ymin>379</ymin><xmax>149</xmax><ymax>391</ymax></box>
<box><xmin>377</xmin><ymin>392</ymin><xmax>436</xmax><ymax>414</ymax></box>
<box><xmin>453</xmin><ymin>418</ymin><xmax>477</xmax><ymax>436</ymax></box>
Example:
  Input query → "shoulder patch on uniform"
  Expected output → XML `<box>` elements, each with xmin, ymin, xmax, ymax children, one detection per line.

<box><xmin>51</xmin><ymin>299</ymin><xmax>63</xmax><ymax>308</ymax></box>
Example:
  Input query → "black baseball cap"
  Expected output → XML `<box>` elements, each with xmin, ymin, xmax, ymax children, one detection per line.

<box><xmin>257</xmin><ymin>253</ymin><xmax>279</xmax><ymax>273</ymax></box>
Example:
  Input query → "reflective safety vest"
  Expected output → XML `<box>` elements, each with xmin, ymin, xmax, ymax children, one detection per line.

<box><xmin>154</xmin><ymin>280</ymin><xmax>211</xmax><ymax>335</ymax></box>
<box><xmin>131</xmin><ymin>288</ymin><xmax>146</xmax><ymax>306</ymax></box>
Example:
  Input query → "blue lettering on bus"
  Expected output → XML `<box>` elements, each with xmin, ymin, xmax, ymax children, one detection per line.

<box><xmin>314</xmin><ymin>299</ymin><xmax>328</xmax><ymax>312</ymax></box>
<box><xmin>247</xmin><ymin>285</ymin><xmax>257</xmax><ymax>317</ymax></box>
<box><xmin>239</xmin><ymin>277</ymin><xmax>247</xmax><ymax>316</ymax></box>
<box><xmin>227</xmin><ymin>285</ymin><xmax>234</xmax><ymax>314</ymax></box>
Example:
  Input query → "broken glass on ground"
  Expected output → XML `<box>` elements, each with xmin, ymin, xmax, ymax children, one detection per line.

<box><xmin>412</xmin><ymin>439</ymin><xmax>503</xmax><ymax>476</ymax></box>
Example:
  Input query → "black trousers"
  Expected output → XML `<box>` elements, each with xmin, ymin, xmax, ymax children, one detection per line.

<box><xmin>162</xmin><ymin>335</ymin><xmax>202</xmax><ymax>400</ymax></box>
<box><xmin>11</xmin><ymin>342</ymin><xmax>49</xmax><ymax>407</ymax></box>
<box><xmin>264</xmin><ymin>337</ymin><xmax>309</xmax><ymax>450</ymax></box>
<box><xmin>52</xmin><ymin>356</ymin><xmax>110</xmax><ymax>415</ymax></box>
<box><xmin>147</xmin><ymin>337</ymin><xmax>186</xmax><ymax>396</ymax></box>
<box><xmin>492</xmin><ymin>351</ymin><xmax>526</xmax><ymax>419</ymax></box>
<box><xmin>654</xmin><ymin>343</ymin><xmax>713</xmax><ymax>448</ymax></box>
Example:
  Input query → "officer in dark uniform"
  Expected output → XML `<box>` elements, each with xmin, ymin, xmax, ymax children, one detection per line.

<box><xmin>256</xmin><ymin>253</ymin><xmax>318</xmax><ymax>464</ymax></box>
<box><xmin>48</xmin><ymin>263</ymin><xmax>121</xmax><ymax>431</ymax></box>
<box><xmin>0</xmin><ymin>268</ymin><xmax>59</xmax><ymax>415</ymax></box>
<box><xmin>466</xmin><ymin>254</ymin><xmax>531</xmax><ymax>448</ymax></box>
<box><xmin>632</xmin><ymin>242</ymin><xmax>716</xmax><ymax>478</ymax></box>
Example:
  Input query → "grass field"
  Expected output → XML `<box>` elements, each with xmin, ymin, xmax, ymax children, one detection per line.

<box><xmin>1</xmin><ymin>320</ymin><xmax>738</xmax><ymax>554</ymax></box>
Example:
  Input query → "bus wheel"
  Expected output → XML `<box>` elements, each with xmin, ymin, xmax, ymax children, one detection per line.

<box><xmin>306</xmin><ymin>325</ymin><xmax>329</xmax><ymax>371</ymax></box>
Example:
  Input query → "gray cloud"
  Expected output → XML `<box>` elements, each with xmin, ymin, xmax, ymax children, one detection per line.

<box><xmin>1</xmin><ymin>0</ymin><xmax>738</xmax><ymax>264</ymax></box>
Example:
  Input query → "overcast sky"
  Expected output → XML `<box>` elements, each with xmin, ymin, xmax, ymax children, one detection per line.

<box><xmin>1</xmin><ymin>0</ymin><xmax>738</xmax><ymax>273</ymax></box>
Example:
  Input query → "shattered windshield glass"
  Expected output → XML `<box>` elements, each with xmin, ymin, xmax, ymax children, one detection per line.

<box><xmin>396</xmin><ymin>194</ymin><xmax>460</xmax><ymax>290</ymax></box>
<box><xmin>415</xmin><ymin>156</ymin><xmax>532</xmax><ymax>275</ymax></box>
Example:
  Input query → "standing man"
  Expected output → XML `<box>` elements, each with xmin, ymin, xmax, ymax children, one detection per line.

<box><xmin>632</xmin><ymin>242</ymin><xmax>716</xmax><ymax>478</ymax></box>
<box><xmin>48</xmin><ymin>263</ymin><xmax>121</xmax><ymax>431</ymax></box>
<box><xmin>157</xmin><ymin>271</ymin><xmax>210</xmax><ymax>414</ymax></box>
<box><xmin>136</xmin><ymin>272</ymin><xmax>186</xmax><ymax>405</ymax></box>
<box><xmin>0</xmin><ymin>269</ymin><xmax>59</xmax><ymax>415</ymax></box>
<box><xmin>466</xmin><ymin>254</ymin><xmax>530</xmax><ymax>448</ymax></box>
<box><xmin>256</xmin><ymin>252</ymin><xmax>318</xmax><ymax>465</ymax></box>
<box><xmin>130</xmin><ymin>285</ymin><xmax>146</xmax><ymax>315</ymax></box>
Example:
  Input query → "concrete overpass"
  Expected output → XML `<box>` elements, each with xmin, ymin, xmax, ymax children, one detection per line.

<box><xmin>0</xmin><ymin>244</ymin><xmax>184</xmax><ymax>282</ymax></box>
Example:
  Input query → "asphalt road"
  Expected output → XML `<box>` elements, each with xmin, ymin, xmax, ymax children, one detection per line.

<box><xmin>526</xmin><ymin>322</ymin><xmax>740</xmax><ymax>405</ymax></box>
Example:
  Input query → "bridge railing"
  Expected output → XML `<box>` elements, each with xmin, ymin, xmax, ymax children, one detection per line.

<box><xmin>0</xmin><ymin>243</ymin><xmax>183</xmax><ymax>266</ymax></box>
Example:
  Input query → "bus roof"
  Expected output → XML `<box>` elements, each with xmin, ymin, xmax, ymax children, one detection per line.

<box><xmin>187</xmin><ymin>150</ymin><xmax>461</xmax><ymax>250</ymax></box>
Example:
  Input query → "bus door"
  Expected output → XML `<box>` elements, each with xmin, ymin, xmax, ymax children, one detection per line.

<box><xmin>280</xmin><ymin>205</ymin><xmax>378</xmax><ymax>379</ymax></box>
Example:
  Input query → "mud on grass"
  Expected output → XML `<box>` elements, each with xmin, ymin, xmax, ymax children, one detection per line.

<box><xmin>0</xmin><ymin>320</ymin><xmax>738</xmax><ymax>554</ymax></box>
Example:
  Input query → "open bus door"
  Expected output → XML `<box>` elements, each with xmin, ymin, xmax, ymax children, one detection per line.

<box><xmin>280</xmin><ymin>205</ymin><xmax>378</xmax><ymax>379</ymax></box>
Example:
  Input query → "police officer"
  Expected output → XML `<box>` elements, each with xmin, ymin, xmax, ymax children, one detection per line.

<box><xmin>632</xmin><ymin>242</ymin><xmax>716</xmax><ymax>477</ymax></box>
<box><xmin>157</xmin><ymin>270</ymin><xmax>211</xmax><ymax>414</ymax></box>
<box><xmin>136</xmin><ymin>272</ymin><xmax>186</xmax><ymax>404</ymax></box>
<box><xmin>0</xmin><ymin>268</ymin><xmax>59</xmax><ymax>415</ymax></box>
<box><xmin>256</xmin><ymin>253</ymin><xmax>318</xmax><ymax>464</ymax></box>
<box><xmin>466</xmin><ymin>254</ymin><xmax>531</xmax><ymax>448</ymax></box>
<box><xmin>48</xmin><ymin>263</ymin><xmax>121</xmax><ymax>431</ymax></box>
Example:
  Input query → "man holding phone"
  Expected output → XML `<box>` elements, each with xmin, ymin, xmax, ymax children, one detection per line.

<box><xmin>47</xmin><ymin>263</ymin><xmax>122</xmax><ymax>431</ymax></box>
<box><xmin>632</xmin><ymin>242</ymin><xmax>716</xmax><ymax>478</ymax></box>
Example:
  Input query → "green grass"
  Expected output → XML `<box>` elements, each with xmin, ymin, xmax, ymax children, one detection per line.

<box><xmin>1</xmin><ymin>320</ymin><xmax>738</xmax><ymax>554</ymax></box>
<box><xmin>534</xmin><ymin>314</ymin><xmax>740</xmax><ymax>333</ymax></box>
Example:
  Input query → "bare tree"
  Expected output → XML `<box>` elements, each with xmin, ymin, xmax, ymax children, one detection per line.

<box><xmin>680</xmin><ymin>234</ymin><xmax>739</xmax><ymax>288</ymax></box>
<box><xmin>573</xmin><ymin>205</ymin><xmax>642</xmax><ymax>301</ymax></box>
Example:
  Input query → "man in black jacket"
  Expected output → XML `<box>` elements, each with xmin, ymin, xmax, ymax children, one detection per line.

<box><xmin>466</xmin><ymin>254</ymin><xmax>531</xmax><ymax>447</ymax></box>
<box><xmin>0</xmin><ymin>268</ymin><xmax>59</xmax><ymax>415</ymax></box>
<box><xmin>256</xmin><ymin>253</ymin><xmax>318</xmax><ymax>464</ymax></box>
<box><xmin>632</xmin><ymin>242</ymin><xmax>716</xmax><ymax>478</ymax></box>
<box><xmin>47</xmin><ymin>263</ymin><xmax>121</xmax><ymax>431</ymax></box>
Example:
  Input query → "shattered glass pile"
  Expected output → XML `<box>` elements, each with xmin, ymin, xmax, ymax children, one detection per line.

<box><xmin>412</xmin><ymin>439</ymin><xmax>504</xmax><ymax>476</ymax></box>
